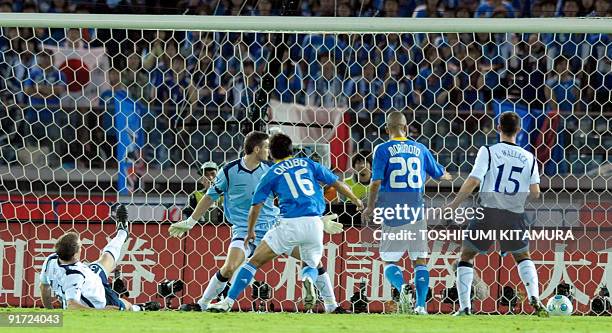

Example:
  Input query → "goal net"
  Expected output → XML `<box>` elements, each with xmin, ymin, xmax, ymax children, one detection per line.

<box><xmin>0</xmin><ymin>14</ymin><xmax>610</xmax><ymax>315</ymax></box>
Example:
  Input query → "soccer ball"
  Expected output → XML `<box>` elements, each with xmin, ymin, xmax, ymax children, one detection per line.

<box><xmin>546</xmin><ymin>295</ymin><xmax>573</xmax><ymax>316</ymax></box>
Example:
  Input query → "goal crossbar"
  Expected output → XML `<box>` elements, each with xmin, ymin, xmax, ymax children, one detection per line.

<box><xmin>0</xmin><ymin>13</ymin><xmax>611</xmax><ymax>34</ymax></box>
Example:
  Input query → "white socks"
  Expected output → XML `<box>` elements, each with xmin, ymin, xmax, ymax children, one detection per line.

<box><xmin>315</xmin><ymin>268</ymin><xmax>338</xmax><ymax>312</ymax></box>
<box><xmin>517</xmin><ymin>259</ymin><xmax>540</xmax><ymax>300</ymax></box>
<box><xmin>103</xmin><ymin>230</ymin><xmax>128</xmax><ymax>262</ymax></box>
<box><xmin>457</xmin><ymin>261</ymin><xmax>474</xmax><ymax>311</ymax></box>
<box><xmin>198</xmin><ymin>271</ymin><xmax>229</xmax><ymax>308</ymax></box>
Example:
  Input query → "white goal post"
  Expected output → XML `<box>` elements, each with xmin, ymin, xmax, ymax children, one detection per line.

<box><xmin>0</xmin><ymin>13</ymin><xmax>610</xmax><ymax>314</ymax></box>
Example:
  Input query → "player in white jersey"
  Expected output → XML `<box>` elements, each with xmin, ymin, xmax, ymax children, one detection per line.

<box><xmin>39</xmin><ymin>206</ymin><xmax>159</xmax><ymax>311</ymax></box>
<box><xmin>447</xmin><ymin>111</ymin><xmax>548</xmax><ymax>317</ymax></box>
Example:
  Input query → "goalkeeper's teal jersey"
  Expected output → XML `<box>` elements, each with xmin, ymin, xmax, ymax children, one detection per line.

<box><xmin>206</xmin><ymin>158</ymin><xmax>279</xmax><ymax>240</ymax></box>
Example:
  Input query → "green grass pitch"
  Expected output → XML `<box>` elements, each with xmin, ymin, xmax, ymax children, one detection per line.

<box><xmin>2</xmin><ymin>308</ymin><xmax>611</xmax><ymax>333</ymax></box>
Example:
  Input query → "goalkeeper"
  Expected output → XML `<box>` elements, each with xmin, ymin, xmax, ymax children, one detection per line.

<box><xmin>169</xmin><ymin>131</ymin><xmax>346</xmax><ymax>313</ymax></box>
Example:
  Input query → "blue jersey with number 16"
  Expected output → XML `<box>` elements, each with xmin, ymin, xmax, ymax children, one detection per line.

<box><xmin>252</xmin><ymin>157</ymin><xmax>338</xmax><ymax>218</ymax></box>
<box><xmin>372</xmin><ymin>137</ymin><xmax>445</xmax><ymax>193</ymax></box>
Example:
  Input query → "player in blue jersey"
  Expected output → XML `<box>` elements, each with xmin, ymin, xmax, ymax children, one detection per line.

<box><xmin>208</xmin><ymin>133</ymin><xmax>363</xmax><ymax>312</ymax></box>
<box><xmin>168</xmin><ymin>131</ymin><xmax>279</xmax><ymax>311</ymax></box>
<box><xmin>362</xmin><ymin>111</ymin><xmax>450</xmax><ymax>315</ymax></box>
<box><xmin>169</xmin><ymin>131</ymin><xmax>345</xmax><ymax>313</ymax></box>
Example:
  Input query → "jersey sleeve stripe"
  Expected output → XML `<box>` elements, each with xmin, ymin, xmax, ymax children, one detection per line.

<box><xmin>485</xmin><ymin>145</ymin><xmax>492</xmax><ymax>172</ymax></box>
<box><xmin>64</xmin><ymin>269</ymin><xmax>85</xmax><ymax>278</ymax></box>
<box><xmin>80</xmin><ymin>295</ymin><xmax>95</xmax><ymax>308</ymax></box>
<box><xmin>43</xmin><ymin>254</ymin><xmax>58</xmax><ymax>272</ymax></box>
<box><xmin>223</xmin><ymin>159</ymin><xmax>240</xmax><ymax>188</ymax></box>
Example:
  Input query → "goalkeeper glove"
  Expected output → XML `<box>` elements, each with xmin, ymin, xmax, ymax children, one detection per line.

<box><xmin>322</xmin><ymin>214</ymin><xmax>343</xmax><ymax>234</ymax></box>
<box><xmin>169</xmin><ymin>217</ymin><xmax>198</xmax><ymax>238</ymax></box>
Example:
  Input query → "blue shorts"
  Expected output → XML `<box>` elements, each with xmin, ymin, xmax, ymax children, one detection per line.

<box><xmin>89</xmin><ymin>263</ymin><xmax>125</xmax><ymax>310</ymax></box>
<box><xmin>230</xmin><ymin>226</ymin><xmax>269</xmax><ymax>258</ymax></box>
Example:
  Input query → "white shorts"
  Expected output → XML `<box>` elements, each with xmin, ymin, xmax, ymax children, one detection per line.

<box><xmin>228</xmin><ymin>239</ymin><xmax>256</xmax><ymax>258</ymax></box>
<box><xmin>379</xmin><ymin>221</ymin><xmax>428</xmax><ymax>262</ymax></box>
<box><xmin>262</xmin><ymin>216</ymin><xmax>324</xmax><ymax>267</ymax></box>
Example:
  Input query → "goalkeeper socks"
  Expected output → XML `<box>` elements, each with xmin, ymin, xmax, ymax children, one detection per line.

<box><xmin>414</xmin><ymin>265</ymin><xmax>430</xmax><ymax>307</ymax></box>
<box><xmin>457</xmin><ymin>261</ymin><xmax>474</xmax><ymax>311</ymax></box>
<box><xmin>383</xmin><ymin>264</ymin><xmax>404</xmax><ymax>292</ymax></box>
<box><xmin>226</xmin><ymin>262</ymin><xmax>257</xmax><ymax>301</ymax></box>
<box><xmin>102</xmin><ymin>229</ymin><xmax>128</xmax><ymax>263</ymax></box>
<box><xmin>517</xmin><ymin>259</ymin><xmax>540</xmax><ymax>300</ymax></box>
<box><xmin>301</xmin><ymin>266</ymin><xmax>318</xmax><ymax>283</ymax></box>
<box><xmin>315</xmin><ymin>266</ymin><xmax>338</xmax><ymax>312</ymax></box>
<box><xmin>199</xmin><ymin>271</ymin><xmax>229</xmax><ymax>306</ymax></box>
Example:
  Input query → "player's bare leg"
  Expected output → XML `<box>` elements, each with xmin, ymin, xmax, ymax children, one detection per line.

<box><xmin>453</xmin><ymin>246</ymin><xmax>478</xmax><ymax>316</ymax></box>
<box><xmin>513</xmin><ymin>251</ymin><xmax>548</xmax><ymax>317</ymax></box>
<box><xmin>207</xmin><ymin>241</ymin><xmax>278</xmax><ymax>312</ymax></box>
<box><xmin>193</xmin><ymin>246</ymin><xmax>246</xmax><ymax>311</ymax></box>
<box><xmin>412</xmin><ymin>258</ymin><xmax>429</xmax><ymax>315</ymax></box>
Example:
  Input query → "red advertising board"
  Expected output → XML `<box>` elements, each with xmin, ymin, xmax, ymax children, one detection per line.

<box><xmin>1</xmin><ymin>220</ymin><xmax>607</xmax><ymax>314</ymax></box>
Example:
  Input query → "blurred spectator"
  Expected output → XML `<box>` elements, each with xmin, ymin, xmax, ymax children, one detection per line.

<box><xmin>1</xmin><ymin>0</ymin><xmax>609</xmax><ymax>177</ymax></box>
<box><xmin>276</xmin><ymin>49</ymin><xmax>305</xmax><ymax>103</ymax></box>
<box><xmin>590</xmin><ymin>0</ymin><xmax>610</xmax><ymax>16</ymax></box>
<box><xmin>474</xmin><ymin>0</ymin><xmax>517</xmax><ymax>17</ymax></box>
<box><xmin>24</xmin><ymin>50</ymin><xmax>65</xmax><ymax>110</ymax></box>
<box><xmin>383</xmin><ymin>0</ymin><xmax>399</xmax><ymax>17</ymax></box>
<box><xmin>379</xmin><ymin>60</ymin><xmax>415</xmax><ymax>111</ymax></box>
<box><xmin>413</xmin><ymin>0</ymin><xmax>444</xmax><ymax>17</ymax></box>
<box><xmin>545</xmin><ymin>57</ymin><xmax>581</xmax><ymax>112</ymax></box>
<box><xmin>343</xmin><ymin>62</ymin><xmax>383</xmax><ymax>116</ymax></box>
<box><xmin>122</xmin><ymin>53</ymin><xmax>151</xmax><ymax>104</ymax></box>
<box><xmin>229</xmin><ymin>60</ymin><xmax>260</xmax><ymax>109</ymax></box>
<box><xmin>354</xmin><ymin>0</ymin><xmax>378</xmax><ymax>16</ymax></box>
<box><xmin>23</xmin><ymin>50</ymin><xmax>66</xmax><ymax>166</ymax></box>
<box><xmin>306</xmin><ymin>52</ymin><xmax>345</xmax><ymax>108</ymax></box>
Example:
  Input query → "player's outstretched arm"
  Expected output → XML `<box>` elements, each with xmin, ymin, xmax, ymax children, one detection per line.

<box><xmin>39</xmin><ymin>283</ymin><xmax>54</xmax><ymax>309</ymax></box>
<box><xmin>447</xmin><ymin>176</ymin><xmax>480</xmax><ymax>210</ymax></box>
<box><xmin>361</xmin><ymin>180</ymin><xmax>381</xmax><ymax>223</ymax></box>
<box><xmin>169</xmin><ymin>195</ymin><xmax>216</xmax><ymax>237</ymax></box>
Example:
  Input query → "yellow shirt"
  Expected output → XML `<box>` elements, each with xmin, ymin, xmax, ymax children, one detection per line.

<box><xmin>342</xmin><ymin>177</ymin><xmax>369</xmax><ymax>202</ymax></box>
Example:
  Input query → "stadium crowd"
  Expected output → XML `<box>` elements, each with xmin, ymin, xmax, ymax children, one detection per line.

<box><xmin>0</xmin><ymin>0</ymin><xmax>609</xmax><ymax>175</ymax></box>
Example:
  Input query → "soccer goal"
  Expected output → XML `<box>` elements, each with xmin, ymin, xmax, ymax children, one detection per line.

<box><xmin>0</xmin><ymin>13</ymin><xmax>610</xmax><ymax>315</ymax></box>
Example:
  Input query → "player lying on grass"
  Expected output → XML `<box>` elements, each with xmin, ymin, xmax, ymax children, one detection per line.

<box><xmin>207</xmin><ymin>133</ymin><xmax>363</xmax><ymax>312</ymax></box>
<box><xmin>362</xmin><ymin>111</ymin><xmax>451</xmax><ymax>315</ymax></box>
<box><xmin>446</xmin><ymin>111</ymin><xmax>547</xmax><ymax>317</ymax></box>
<box><xmin>169</xmin><ymin>131</ymin><xmax>347</xmax><ymax>313</ymax></box>
<box><xmin>39</xmin><ymin>205</ymin><xmax>159</xmax><ymax>311</ymax></box>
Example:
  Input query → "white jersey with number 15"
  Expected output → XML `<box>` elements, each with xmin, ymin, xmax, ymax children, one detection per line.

<box><xmin>469</xmin><ymin>142</ymin><xmax>540</xmax><ymax>213</ymax></box>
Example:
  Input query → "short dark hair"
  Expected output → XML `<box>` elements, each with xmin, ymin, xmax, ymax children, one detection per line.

<box><xmin>55</xmin><ymin>232</ymin><xmax>81</xmax><ymax>261</ymax></box>
<box><xmin>269</xmin><ymin>133</ymin><xmax>293</xmax><ymax>160</ymax></box>
<box><xmin>352</xmin><ymin>151</ymin><xmax>372</xmax><ymax>168</ymax></box>
<box><xmin>244</xmin><ymin>131</ymin><xmax>269</xmax><ymax>155</ymax></box>
<box><xmin>499</xmin><ymin>111</ymin><xmax>521</xmax><ymax>135</ymax></box>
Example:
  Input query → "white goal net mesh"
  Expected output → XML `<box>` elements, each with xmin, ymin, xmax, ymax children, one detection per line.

<box><xmin>0</xmin><ymin>17</ymin><xmax>610</xmax><ymax>315</ymax></box>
